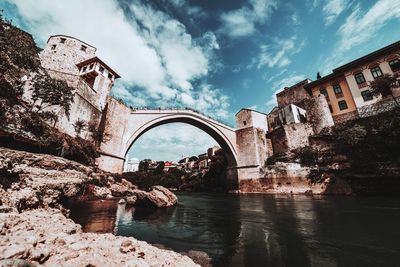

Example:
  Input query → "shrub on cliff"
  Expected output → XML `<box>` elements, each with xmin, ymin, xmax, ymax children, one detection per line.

<box><xmin>369</xmin><ymin>74</ymin><xmax>399</xmax><ymax>106</ymax></box>
<box><xmin>294</xmin><ymin>146</ymin><xmax>319</xmax><ymax>166</ymax></box>
<box><xmin>29</xmin><ymin>73</ymin><xmax>75</xmax><ymax>118</ymax></box>
<box><xmin>0</xmin><ymin>13</ymin><xmax>41</xmax><ymax>83</ymax></box>
<box><xmin>335</xmin><ymin>124</ymin><xmax>367</xmax><ymax>147</ymax></box>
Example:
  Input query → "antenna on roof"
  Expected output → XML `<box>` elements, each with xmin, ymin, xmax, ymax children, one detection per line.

<box><xmin>317</xmin><ymin>72</ymin><xmax>321</xmax><ymax>79</ymax></box>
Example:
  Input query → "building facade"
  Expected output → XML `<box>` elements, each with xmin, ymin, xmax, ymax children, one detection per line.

<box><xmin>304</xmin><ymin>73</ymin><xmax>358</xmax><ymax>123</ymax></box>
<box><xmin>35</xmin><ymin>35</ymin><xmax>120</xmax><ymax>138</ymax></box>
<box><xmin>304</xmin><ymin>40</ymin><xmax>400</xmax><ymax>123</ymax></box>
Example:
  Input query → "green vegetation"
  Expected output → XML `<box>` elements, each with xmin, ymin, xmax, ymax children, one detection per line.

<box><xmin>369</xmin><ymin>74</ymin><xmax>399</xmax><ymax>106</ymax></box>
<box><xmin>0</xmin><ymin>14</ymin><xmax>99</xmax><ymax>166</ymax></box>
<box><xmin>121</xmin><ymin>150</ymin><xmax>229</xmax><ymax>192</ymax></box>
<box><xmin>29</xmin><ymin>72</ymin><xmax>75</xmax><ymax>118</ymax></box>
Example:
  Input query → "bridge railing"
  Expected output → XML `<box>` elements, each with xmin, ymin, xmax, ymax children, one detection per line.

<box><xmin>129</xmin><ymin>106</ymin><xmax>235</xmax><ymax>128</ymax></box>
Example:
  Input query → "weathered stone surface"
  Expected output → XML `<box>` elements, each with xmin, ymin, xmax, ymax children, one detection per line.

<box><xmin>0</xmin><ymin>209</ymin><xmax>198</xmax><ymax>266</ymax></box>
<box><xmin>134</xmin><ymin>186</ymin><xmax>177</xmax><ymax>208</ymax></box>
<box><xmin>126</xmin><ymin>195</ymin><xmax>137</xmax><ymax>205</ymax></box>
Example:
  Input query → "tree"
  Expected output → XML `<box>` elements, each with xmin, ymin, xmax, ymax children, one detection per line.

<box><xmin>369</xmin><ymin>74</ymin><xmax>399</xmax><ymax>106</ymax></box>
<box><xmin>88</xmin><ymin>121</ymin><xmax>111</xmax><ymax>146</ymax></box>
<box><xmin>139</xmin><ymin>160</ymin><xmax>149</xmax><ymax>171</ymax></box>
<box><xmin>73</xmin><ymin>119</ymin><xmax>87</xmax><ymax>137</ymax></box>
<box><xmin>30</xmin><ymin>72</ymin><xmax>75</xmax><ymax>118</ymax></box>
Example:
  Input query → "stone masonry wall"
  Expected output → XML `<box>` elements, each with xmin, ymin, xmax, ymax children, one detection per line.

<box><xmin>97</xmin><ymin>97</ymin><xmax>132</xmax><ymax>173</ymax></box>
<box><xmin>298</xmin><ymin>95</ymin><xmax>334</xmax><ymax>134</ymax></box>
<box><xmin>39</xmin><ymin>35</ymin><xmax>96</xmax><ymax>75</ymax></box>
<box><xmin>268</xmin><ymin>123</ymin><xmax>314</xmax><ymax>155</ymax></box>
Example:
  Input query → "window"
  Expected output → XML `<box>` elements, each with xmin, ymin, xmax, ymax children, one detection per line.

<box><xmin>60</xmin><ymin>38</ymin><xmax>66</xmax><ymax>43</ymax></box>
<box><xmin>333</xmin><ymin>84</ymin><xmax>342</xmax><ymax>95</ymax></box>
<box><xmin>361</xmin><ymin>90</ymin><xmax>373</xmax><ymax>101</ymax></box>
<box><xmin>108</xmin><ymin>73</ymin><xmax>113</xmax><ymax>80</ymax></box>
<box><xmin>99</xmin><ymin>66</ymin><xmax>105</xmax><ymax>73</ymax></box>
<box><xmin>338</xmin><ymin>100</ymin><xmax>348</xmax><ymax>110</ymax></box>
<box><xmin>82</xmin><ymin>66</ymin><xmax>87</xmax><ymax>72</ymax></box>
<box><xmin>51</xmin><ymin>44</ymin><xmax>56</xmax><ymax>50</ymax></box>
<box><xmin>389</xmin><ymin>58</ymin><xmax>400</xmax><ymax>72</ymax></box>
<box><xmin>370</xmin><ymin>66</ymin><xmax>383</xmax><ymax>78</ymax></box>
<box><xmin>80</xmin><ymin>45</ymin><xmax>87</xmax><ymax>52</ymax></box>
<box><xmin>354</xmin><ymin>72</ymin><xmax>366</xmax><ymax>84</ymax></box>
<box><xmin>320</xmin><ymin>88</ymin><xmax>329</xmax><ymax>98</ymax></box>
<box><xmin>243</xmin><ymin>121</ymin><xmax>247</xmax><ymax>126</ymax></box>
<box><xmin>328</xmin><ymin>105</ymin><xmax>333</xmax><ymax>113</ymax></box>
<box><xmin>89</xmin><ymin>64</ymin><xmax>94</xmax><ymax>70</ymax></box>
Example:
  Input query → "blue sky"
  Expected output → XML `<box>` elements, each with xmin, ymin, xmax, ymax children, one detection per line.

<box><xmin>3</xmin><ymin>0</ymin><xmax>400</xmax><ymax>161</ymax></box>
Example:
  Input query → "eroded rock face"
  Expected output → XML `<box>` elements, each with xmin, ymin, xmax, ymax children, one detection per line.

<box><xmin>0</xmin><ymin>209</ymin><xmax>198</xmax><ymax>266</ymax></box>
<box><xmin>0</xmin><ymin>148</ymin><xmax>187</xmax><ymax>266</ymax></box>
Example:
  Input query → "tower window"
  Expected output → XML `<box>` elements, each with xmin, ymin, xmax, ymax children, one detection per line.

<box><xmin>89</xmin><ymin>64</ymin><xmax>94</xmax><ymax>70</ymax></box>
<box><xmin>354</xmin><ymin>72</ymin><xmax>366</xmax><ymax>84</ymax></box>
<box><xmin>108</xmin><ymin>73</ymin><xmax>113</xmax><ymax>80</ymax></box>
<box><xmin>389</xmin><ymin>58</ymin><xmax>400</xmax><ymax>72</ymax></box>
<box><xmin>361</xmin><ymin>90</ymin><xmax>373</xmax><ymax>101</ymax></box>
<box><xmin>51</xmin><ymin>44</ymin><xmax>56</xmax><ymax>50</ymax></box>
<box><xmin>338</xmin><ymin>100</ymin><xmax>348</xmax><ymax>110</ymax></box>
<box><xmin>320</xmin><ymin>88</ymin><xmax>329</xmax><ymax>98</ymax></box>
<box><xmin>60</xmin><ymin>38</ymin><xmax>66</xmax><ymax>43</ymax></box>
<box><xmin>80</xmin><ymin>45</ymin><xmax>87</xmax><ymax>52</ymax></box>
<box><xmin>99</xmin><ymin>66</ymin><xmax>105</xmax><ymax>73</ymax></box>
<box><xmin>370</xmin><ymin>66</ymin><xmax>383</xmax><ymax>78</ymax></box>
<box><xmin>243</xmin><ymin>121</ymin><xmax>247</xmax><ymax>126</ymax></box>
<box><xmin>333</xmin><ymin>84</ymin><xmax>343</xmax><ymax>95</ymax></box>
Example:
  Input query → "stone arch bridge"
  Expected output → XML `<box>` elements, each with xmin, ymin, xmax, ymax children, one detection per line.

<box><xmin>96</xmin><ymin>99</ymin><xmax>268</xmax><ymax>191</ymax></box>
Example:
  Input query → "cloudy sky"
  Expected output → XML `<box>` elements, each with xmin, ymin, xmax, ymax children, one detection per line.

<box><xmin>3</xmin><ymin>0</ymin><xmax>400</xmax><ymax>161</ymax></box>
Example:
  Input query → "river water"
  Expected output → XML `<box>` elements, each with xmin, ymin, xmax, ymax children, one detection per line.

<box><xmin>67</xmin><ymin>193</ymin><xmax>400</xmax><ymax>267</ymax></box>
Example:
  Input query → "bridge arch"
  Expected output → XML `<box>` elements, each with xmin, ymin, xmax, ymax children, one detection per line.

<box><xmin>124</xmin><ymin>112</ymin><xmax>238</xmax><ymax>169</ymax></box>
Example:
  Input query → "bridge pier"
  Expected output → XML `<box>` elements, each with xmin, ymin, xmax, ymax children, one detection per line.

<box><xmin>235</xmin><ymin>109</ymin><xmax>271</xmax><ymax>191</ymax></box>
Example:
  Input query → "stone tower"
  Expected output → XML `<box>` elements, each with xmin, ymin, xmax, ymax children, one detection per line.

<box><xmin>39</xmin><ymin>35</ymin><xmax>120</xmax><ymax>110</ymax></box>
<box><xmin>235</xmin><ymin>109</ymin><xmax>270</xmax><ymax>188</ymax></box>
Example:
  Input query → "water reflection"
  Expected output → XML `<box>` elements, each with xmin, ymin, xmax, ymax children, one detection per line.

<box><xmin>67</xmin><ymin>194</ymin><xmax>400</xmax><ymax>267</ymax></box>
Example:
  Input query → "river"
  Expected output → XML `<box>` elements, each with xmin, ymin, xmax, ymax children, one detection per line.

<box><xmin>66</xmin><ymin>193</ymin><xmax>400</xmax><ymax>267</ymax></box>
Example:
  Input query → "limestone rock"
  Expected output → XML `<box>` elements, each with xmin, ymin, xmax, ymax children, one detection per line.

<box><xmin>126</xmin><ymin>196</ymin><xmax>137</xmax><ymax>205</ymax></box>
<box><xmin>134</xmin><ymin>186</ymin><xmax>177</xmax><ymax>208</ymax></box>
<box><xmin>0</xmin><ymin>209</ymin><xmax>198</xmax><ymax>266</ymax></box>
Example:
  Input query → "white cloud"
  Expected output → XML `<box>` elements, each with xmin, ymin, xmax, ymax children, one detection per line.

<box><xmin>250</xmin><ymin>36</ymin><xmax>305</xmax><ymax>69</ymax></box>
<box><xmin>320</xmin><ymin>0</ymin><xmax>400</xmax><ymax>75</ymax></box>
<box><xmin>128</xmin><ymin>123</ymin><xmax>218</xmax><ymax>162</ymax></box>
<box><xmin>338</xmin><ymin>0</ymin><xmax>400</xmax><ymax>51</ymax></box>
<box><xmin>265</xmin><ymin>74</ymin><xmax>306</xmax><ymax>108</ymax></box>
<box><xmin>219</xmin><ymin>0</ymin><xmax>278</xmax><ymax>38</ymax></box>
<box><xmin>8</xmin><ymin>0</ymin><xmax>229</xmax><ymax>119</ymax></box>
<box><xmin>323</xmin><ymin>0</ymin><xmax>349</xmax><ymax>26</ymax></box>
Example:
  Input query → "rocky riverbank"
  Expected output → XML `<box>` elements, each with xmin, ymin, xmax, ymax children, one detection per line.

<box><xmin>0</xmin><ymin>147</ymin><xmax>198</xmax><ymax>266</ymax></box>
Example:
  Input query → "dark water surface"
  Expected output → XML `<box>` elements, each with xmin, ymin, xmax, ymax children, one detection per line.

<box><xmin>67</xmin><ymin>193</ymin><xmax>400</xmax><ymax>267</ymax></box>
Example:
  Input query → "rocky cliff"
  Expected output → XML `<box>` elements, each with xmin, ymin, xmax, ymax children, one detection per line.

<box><xmin>0</xmin><ymin>147</ymin><xmax>197</xmax><ymax>266</ymax></box>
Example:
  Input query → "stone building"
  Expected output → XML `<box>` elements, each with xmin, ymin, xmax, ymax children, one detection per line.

<box><xmin>276</xmin><ymin>79</ymin><xmax>312</xmax><ymax>107</ymax></box>
<box><xmin>267</xmin><ymin>104</ymin><xmax>307</xmax><ymax>132</ymax></box>
<box><xmin>124</xmin><ymin>157</ymin><xmax>140</xmax><ymax>172</ymax></box>
<box><xmin>304</xmin><ymin>73</ymin><xmax>358</xmax><ymax>124</ymax></box>
<box><xmin>37</xmin><ymin>35</ymin><xmax>120</xmax><ymax>137</ymax></box>
<box><xmin>304</xmin><ymin>40</ymin><xmax>400</xmax><ymax>123</ymax></box>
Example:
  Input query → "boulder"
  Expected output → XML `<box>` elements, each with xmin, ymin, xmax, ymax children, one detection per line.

<box><xmin>126</xmin><ymin>196</ymin><xmax>137</xmax><ymax>205</ymax></box>
<box><xmin>91</xmin><ymin>185</ymin><xmax>112</xmax><ymax>198</ymax></box>
<box><xmin>134</xmin><ymin>186</ymin><xmax>177</xmax><ymax>208</ymax></box>
<box><xmin>109</xmin><ymin>184</ymin><xmax>135</xmax><ymax>197</ymax></box>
